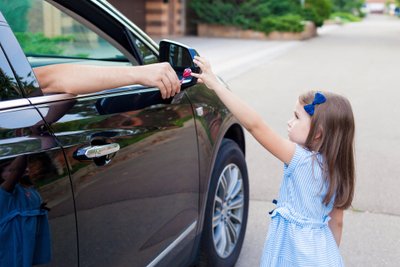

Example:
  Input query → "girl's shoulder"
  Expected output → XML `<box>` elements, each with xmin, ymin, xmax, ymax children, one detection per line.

<box><xmin>284</xmin><ymin>144</ymin><xmax>323</xmax><ymax>177</ymax></box>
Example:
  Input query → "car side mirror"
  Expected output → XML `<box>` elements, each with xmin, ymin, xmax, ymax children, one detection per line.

<box><xmin>159</xmin><ymin>39</ymin><xmax>200</xmax><ymax>88</ymax></box>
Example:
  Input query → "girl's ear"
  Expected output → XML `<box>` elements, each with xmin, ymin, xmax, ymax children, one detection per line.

<box><xmin>314</xmin><ymin>126</ymin><xmax>323</xmax><ymax>141</ymax></box>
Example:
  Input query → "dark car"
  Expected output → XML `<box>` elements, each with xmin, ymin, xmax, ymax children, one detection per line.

<box><xmin>0</xmin><ymin>1</ymin><xmax>248</xmax><ymax>266</ymax></box>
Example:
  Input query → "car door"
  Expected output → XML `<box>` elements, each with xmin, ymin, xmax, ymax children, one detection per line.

<box><xmin>0</xmin><ymin>15</ymin><xmax>78</xmax><ymax>267</ymax></box>
<box><xmin>36</xmin><ymin>87</ymin><xmax>200</xmax><ymax>267</ymax></box>
<box><xmin>1</xmin><ymin>1</ymin><xmax>200</xmax><ymax>266</ymax></box>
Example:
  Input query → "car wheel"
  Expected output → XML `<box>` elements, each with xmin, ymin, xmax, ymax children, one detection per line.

<box><xmin>198</xmin><ymin>139</ymin><xmax>249</xmax><ymax>267</ymax></box>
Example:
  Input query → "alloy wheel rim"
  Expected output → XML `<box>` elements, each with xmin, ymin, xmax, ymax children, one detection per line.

<box><xmin>212</xmin><ymin>163</ymin><xmax>244</xmax><ymax>258</ymax></box>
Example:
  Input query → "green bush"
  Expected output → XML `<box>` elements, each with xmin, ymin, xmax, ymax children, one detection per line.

<box><xmin>258</xmin><ymin>14</ymin><xmax>304</xmax><ymax>34</ymax></box>
<box><xmin>330</xmin><ymin>12</ymin><xmax>362</xmax><ymax>22</ymax></box>
<box><xmin>14</xmin><ymin>32</ymin><xmax>73</xmax><ymax>55</ymax></box>
<box><xmin>189</xmin><ymin>1</ymin><xmax>238</xmax><ymax>26</ymax></box>
<box><xmin>0</xmin><ymin>0</ymin><xmax>31</xmax><ymax>32</ymax></box>
<box><xmin>190</xmin><ymin>0</ymin><xmax>333</xmax><ymax>33</ymax></box>
<box><xmin>303</xmin><ymin>0</ymin><xmax>333</xmax><ymax>27</ymax></box>
<box><xmin>332</xmin><ymin>0</ymin><xmax>365</xmax><ymax>16</ymax></box>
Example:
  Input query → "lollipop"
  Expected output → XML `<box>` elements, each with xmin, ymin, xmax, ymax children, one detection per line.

<box><xmin>180</xmin><ymin>68</ymin><xmax>192</xmax><ymax>84</ymax></box>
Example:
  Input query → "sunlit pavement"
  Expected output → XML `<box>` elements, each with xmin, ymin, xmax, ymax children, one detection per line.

<box><xmin>168</xmin><ymin>14</ymin><xmax>400</xmax><ymax>267</ymax></box>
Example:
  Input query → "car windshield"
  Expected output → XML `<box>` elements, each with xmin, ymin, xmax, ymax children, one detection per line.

<box><xmin>1</xmin><ymin>0</ymin><xmax>129</xmax><ymax>62</ymax></box>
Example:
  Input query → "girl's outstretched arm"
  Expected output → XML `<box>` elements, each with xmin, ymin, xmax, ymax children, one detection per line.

<box><xmin>192</xmin><ymin>56</ymin><xmax>295</xmax><ymax>164</ymax></box>
<box><xmin>329</xmin><ymin>208</ymin><xmax>344</xmax><ymax>246</ymax></box>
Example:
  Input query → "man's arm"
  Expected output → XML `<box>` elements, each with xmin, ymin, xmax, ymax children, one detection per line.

<box><xmin>33</xmin><ymin>63</ymin><xmax>180</xmax><ymax>99</ymax></box>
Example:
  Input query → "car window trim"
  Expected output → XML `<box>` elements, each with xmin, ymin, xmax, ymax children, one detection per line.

<box><xmin>124</xmin><ymin>29</ymin><xmax>144</xmax><ymax>65</ymax></box>
<box><xmin>0</xmin><ymin>98</ymin><xmax>31</xmax><ymax>111</ymax></box>
<box><xmin>0</xmin><ymin>44</ymin><xmax>24</xmax><ymax>99</ymax></box>
<box><xmin>0</xmin><ymin>22</ymin><xmax>41</xmax><ymax>98</ymax></box>
<box><xmin>28</xmin><ymin>85</ymin><xmax>160</xmax><ymax>105</ymax></box>
<box><xmin>90</xmin><ymin>0</ymin><xmax>159</xmax><ymax>56</ymax></box>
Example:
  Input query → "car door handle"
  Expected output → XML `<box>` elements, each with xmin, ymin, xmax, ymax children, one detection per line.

<box><xmin>74</xmin><ymin>143</ymin><xmax>120</xmax><ymax>160</ymax></box>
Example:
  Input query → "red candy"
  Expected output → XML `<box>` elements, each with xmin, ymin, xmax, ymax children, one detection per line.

<box><xmin>183</xmin><ymin>68</ymin><xmax>192</xmax><ymax>78</ymax></box>
<box><xmin>180</xmin><ymin>68</ymin><xmax>192</xmax><ymax>84</ymax></box>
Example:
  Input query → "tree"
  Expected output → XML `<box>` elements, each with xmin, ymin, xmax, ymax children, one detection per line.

<box><xmin>0</xmin><ymin>0</ymin><xmax>31</xmax><ymax>32</ymax></box>
<box><xmin>303</xmin><ymin>0</ymin><xmax>333</xmax><ymax>27</ymax></box>
<box><xmin>332</xmin><ymin>0</ymin><xmax>365</xmax><ymax>13</ymax></box>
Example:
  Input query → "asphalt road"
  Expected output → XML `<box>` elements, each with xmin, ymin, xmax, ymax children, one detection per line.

<box><xmin>174</xmin><ymin>14</ymin><xmax>400</xmax><ymax>267</ymax></box>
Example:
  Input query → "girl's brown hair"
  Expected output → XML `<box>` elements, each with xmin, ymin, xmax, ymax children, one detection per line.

<box><xmin>299</xmin><ymin>91</ymin><xmax>355</xmax><ymax>209</ymax></box>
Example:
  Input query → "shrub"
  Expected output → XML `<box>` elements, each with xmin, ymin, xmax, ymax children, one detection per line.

<box><xmin>332</xmin><ymin>0</ymin><xmax>364</xmax><ymax>14</ymax></box>
<box><xmin>189</xmin><ymin>1</ymin><xmax>238</xmax><ymax>26</ymax></box>
<box><xmin>14</xmin><ymin>32</ymin><xmax>73</xmax><ymax>55</ymax></box>
<box><xmin>330</xmin><ymin>12</ymin><xmax>362</xmax><ymax>22</ymax></box>
<box><xmin>263</xmin><ymin>0</ymin><xmax>302</xmax><ymax>16</ymax></box>
<box><xmin>189</xmin><ymin>0</ymin><xmax>331</xmax><ymax>33</ymax></box>
<box><xmin>0</xmin><ymin>0</ymin><xmax>31</xmax><ymax>32</ymax></box>
<box><xmin>258</xmin><ymin>14</ymin><xmax>305</xmax><ymax>34</ymax></box>
<box><xmin>303</xmin><ymin>0</ymin><xmax>333</xmax><ymax>27</ymax></box>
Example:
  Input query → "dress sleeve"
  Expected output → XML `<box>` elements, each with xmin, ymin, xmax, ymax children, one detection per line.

<box><xmin>283</xmin><ymin>144</ymin><xmax>305</xmax><ymax>177</ymax></box>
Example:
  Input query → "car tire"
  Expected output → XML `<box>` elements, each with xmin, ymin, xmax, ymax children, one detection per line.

<box><xmin>198</xmin><ymin>139</ymin><xmax>249</xmax><ymax>267</ymax></box>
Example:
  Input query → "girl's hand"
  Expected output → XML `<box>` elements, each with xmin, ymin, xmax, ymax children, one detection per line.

<box><xmin>191</xmin><ymin>56</ymin><xmax>221</xmax><ymax>90</ymax></box>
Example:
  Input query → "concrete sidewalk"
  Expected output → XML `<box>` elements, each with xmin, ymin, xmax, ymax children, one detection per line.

<box><xmin>163</xmin><ymin>18</ymin><xmax>400</xmax><ymax>267</ymax></box>
<box><xmin>156</xmin><ymin>24</ymin><xmax>339</xmax><ymax>82</ymax></box>
<box><xmin>170</xmin><ymin>37</ymin><xmax>300</xmax><ymax>81</ymax></box>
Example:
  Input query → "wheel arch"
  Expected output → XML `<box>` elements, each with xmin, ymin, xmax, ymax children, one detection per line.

<box><xmin>223</xmin><ymin>123</ymin><xmax>245</xmax><ymax>157</ymax></box>
<box><xmin>190</xmin><ymin>119</ymin><xmax>248</xmax><ymax>264</ymax></box>
<box><xmin>195</xmin><ymin>137</ymin><xmax>249</xmax><ymax>266</ymax></box>
<box><xmin>200</xmin><ymin>121</ymin><xmax>246</xmax><ymax>229</ymax></box>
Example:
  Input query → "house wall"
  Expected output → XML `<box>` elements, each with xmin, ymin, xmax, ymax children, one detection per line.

<box><xmin>108</xmin><ymin>0</ymin><xmax>146</xmax><ymax>30</ymax></box>
<box><xmin>109</xmin><ymin>0</ymin><xmax>185</xmax><ymax>37</ymax></box>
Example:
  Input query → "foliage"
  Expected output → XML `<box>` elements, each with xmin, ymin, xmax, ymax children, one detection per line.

<box><xmin>330</xmin><ymin>12</ymin><xmax>362</xmax><ymax>22</ymax></box>
<box><xmin>0</xmin><ymin>0</ymin><xmax>31</xmax><ymax>32</ymax></box>
<box><xmin>303</xmin><ymin>0</ymin><xmax>333</xmax><ymax>27</ymax></box>
<box><xmin>189</xmin><ymin>0</ymin><xmax>238</xmax><ymax>26</ymax></box>
<box><xmin>0</xmin><ymin>69</ymin><xmax>19</xmax><ymax>101</ymax></box>
<box><xmin>263</xmin><ymin>0</ymin><xmax>301</xmax><ymax>16</ymax></box>
<box><xmin>14</xmin><ymin>32</ymin><xmax>74</xmax><ymax>55</ymax></box>
<box><xmin>190</xmin><ymin>0</ymin><xmax>334</xmax><ymax>33</ymax></box>
<box><xmin>258</xmin><ymin>14</ymin><xmax>305</xmax><ymax>34</ymax></box>
<box><xmin>331</xmin><ymin>0</ymin><xmax>365</xmax><ymax>17</ymax></box>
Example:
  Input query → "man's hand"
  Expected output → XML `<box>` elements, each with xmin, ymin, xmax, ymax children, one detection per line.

<box><xmin>139</xmin><ymin>62</ymin><xmax>180</xmax><ymax>99</ymax></box>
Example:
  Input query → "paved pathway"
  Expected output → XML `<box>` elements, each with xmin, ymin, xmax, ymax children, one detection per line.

<box><xmin>173</xmin><ymin>15</ymin><xmax>400</xmax><ymax>266</ymax></box>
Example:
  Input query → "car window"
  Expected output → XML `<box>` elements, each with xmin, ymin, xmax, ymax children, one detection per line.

<box><xmin>134</xmin><ymin>38</ymin><xmax>158</xmax><ymax>65</ymax></box>
<box><xmin>0</xmin><ymin>47</ymin><xmax>23</xmax><ymax>101</ymax></box>
<box><xmin>1</xmin><ymin>0</ymin><xmax>130</xmax><ymax>64</ymax></box>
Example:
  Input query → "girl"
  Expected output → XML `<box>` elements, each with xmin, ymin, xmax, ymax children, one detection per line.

<box><xmin>191</xmin><ymin>56</ymin><xmax>355</xmax><ymax>266</ymax></box>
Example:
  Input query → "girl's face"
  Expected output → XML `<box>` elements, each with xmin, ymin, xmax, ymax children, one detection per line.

<box><xmin>287</xmin><ymin>100</ymin><xmax>311</xmax><ymax>146</ymax></box>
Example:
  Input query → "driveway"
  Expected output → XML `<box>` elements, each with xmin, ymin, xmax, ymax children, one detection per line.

<box><xmin>174</xmin><ymin>14</ymin><xmax>400</xmax><ymax>267</ymax></box>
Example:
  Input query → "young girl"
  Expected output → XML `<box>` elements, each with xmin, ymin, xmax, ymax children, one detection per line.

<box><xmin>191</xmin><ymin>56</ymin><xmax>355</xmax><ymax>266</ymax></box>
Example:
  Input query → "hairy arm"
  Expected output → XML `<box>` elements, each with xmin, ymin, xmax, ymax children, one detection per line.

<box><xmin>192</xmin><ymin>56</ymin><xmax>295</xmax><ymax>164</ymax></box>
<box><xmin>33</xmin><ymin>63</ymin><xmax>180</xmax><ymax>99</ymax></box>
<box><xmin>329</xmin><ymin>208</ymin><xmax>344</xmax><ymax>246</ymax></box>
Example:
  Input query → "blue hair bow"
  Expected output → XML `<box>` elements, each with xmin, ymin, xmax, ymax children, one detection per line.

<box><xmin>304</xmin><ymin>92</ymin><xmax>326</xmax><ymax>116</ymax></box>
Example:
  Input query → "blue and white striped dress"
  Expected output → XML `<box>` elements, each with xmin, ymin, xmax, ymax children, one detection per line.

<box><xmin>260</xmin><ymin>145</ymin><xmax>344</xmax><ymax>267</ymax></box>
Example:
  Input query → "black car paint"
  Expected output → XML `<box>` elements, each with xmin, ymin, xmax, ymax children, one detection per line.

<box><xmin>0</xmin><ymin>1</ymin><xmax>245</xmax><ymax>266</ymax></box>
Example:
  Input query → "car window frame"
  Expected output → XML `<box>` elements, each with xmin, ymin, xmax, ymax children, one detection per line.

<box><xmin>49</xmin><ymin>0</ymin><xmax>159</xmax><ymax>65</ymax></box>
<box><xmin>1</xmin><ymin>1</ymin><xmax>163</xmax><ymax>101</ymax></box>
<box><xmin>0</xmin><ymin>45</ymin><xmax>23</xmax><ymax>101</ymax></box>
<box><xmin>0</xmin><ymin>13</ymin><xmax>42</xmax><ymax>98</ymax></box>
